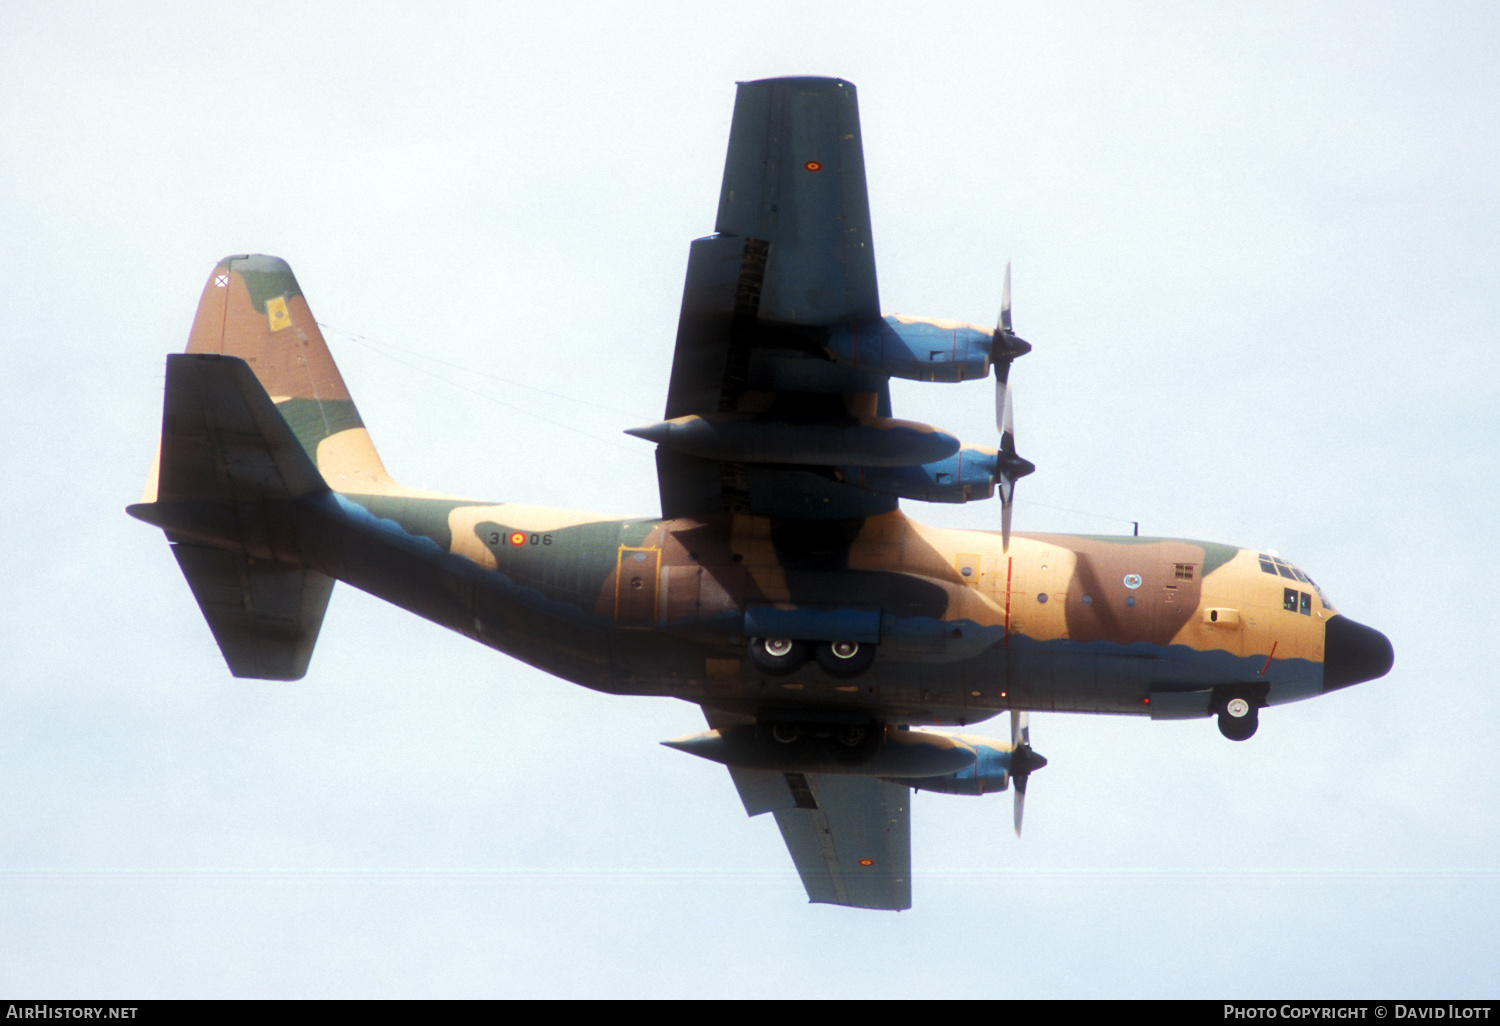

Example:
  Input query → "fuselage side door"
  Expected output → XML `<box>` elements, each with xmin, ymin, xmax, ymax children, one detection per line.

<box><xmin>615</xmin><ymin>546</ymin><xmax>661</xmax><ymax>628</ymax></box>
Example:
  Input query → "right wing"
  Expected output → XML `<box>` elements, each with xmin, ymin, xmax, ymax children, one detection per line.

<box><xmin>712</xmin><ymin>711</ymin><xmax>912</xmax><ymax>911</ymax></box>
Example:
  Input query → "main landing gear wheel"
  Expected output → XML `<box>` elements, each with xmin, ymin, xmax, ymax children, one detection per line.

<box><xmin>1217</xmin><ymin>696</ymin><xmax>1259</xmax><ymax>741</ymax></box>
<box><xmin>757</xmin><ymin>719</ymin><xmax>885</xmax><ymax>767</ymax></box>
<box><xmin>829</xmin><ymin>721</ymin><xmax>883</xmax><ymax>765</ymax></box>
<box><xmin>814</xmin><ymin>640</ymin><xmax>877</xmax><ymax>679</ymax></box>
<box><xmin>747</xmin><ymin>637</ymin><xmax>810</xmax><ymax>676</ymax></box>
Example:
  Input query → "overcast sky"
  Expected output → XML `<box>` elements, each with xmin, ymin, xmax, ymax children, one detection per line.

<box><xmin>2</xmin><ymin>0</ymin><xmax>1497</xmax><ymax>999</ymax></box>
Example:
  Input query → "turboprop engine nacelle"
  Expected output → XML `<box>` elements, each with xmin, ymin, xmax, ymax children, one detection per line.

<box><xmin>826</xmin><ymin>316</ymin><xmax>994</xmax><ymax>383</ymax></box>
<box><xmin>883</xmin><ymin>734</ymin><xmax>1013</xmax><ymax>795</ymax></box>
<box><xmin>841</xmin><ymin>444</ymin><xmax>999</xmax><ymax>504</ymax></box>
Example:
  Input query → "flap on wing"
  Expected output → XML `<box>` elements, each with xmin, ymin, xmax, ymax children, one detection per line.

<box><xmin>725</xmin><ymin>765</ymin><xmax>800</xmax><ymax>817</ymax></box>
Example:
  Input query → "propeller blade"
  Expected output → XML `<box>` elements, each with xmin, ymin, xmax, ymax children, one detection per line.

<box><xmin>1000</xmin><ymin>472</ymin><xmax>1015</xmax><ymax>553</ymax></box>
<box><xmin>1001</xmin><ymin>259</ymin><xmax>1013</xmax><ymax>334</ymax></box>
<box><xmin>994</xmin><ymin>372</ymin><xmax>1013</xmax><ymax>438</ymax></box>
<box><xmin>992</xmin><ymin>263</ymin><xmax>1033</xmax><ymax>553</ymax></box>
<box><xmin>1011</xmin><ymin>710</ymin><xmax>1028</xmax><ymax>836</ymax></box>
<box><xmin>1008</xmin><ymin>710</ymin><xmax>1047</xmax><ymax>838</ymax></box>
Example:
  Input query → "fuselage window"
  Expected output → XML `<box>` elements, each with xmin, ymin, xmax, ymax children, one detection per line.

<box><xmin>1284</xmin><ymin>587</ymin><xmax>1313</xmax><ymax>615</ymax></box>
<box><xmin>1300</xmin><ymin>591</ymin><xmax>1313</xmax><ymax>616</ymax></box>
<box><xmin>1259</xmin><ymin>555</ymin><xmax>1277</xmax><ymax>574</ymax></box>
<box><xmin>1276</xmin><ymin>564</ymin><xmax>1297</xmax><ymax>580</ymax></box>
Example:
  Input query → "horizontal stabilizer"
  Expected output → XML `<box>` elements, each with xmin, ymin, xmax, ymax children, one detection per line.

<box><xmin>171</xmin><ymin>545</ymin><xmax>334</xmax><ymax>680</ymax></box>
<box><xmin>155</xmin><ymin>352</ymin><xmax>326</xmax><ymax>505</ymax></box>
<box><xmin>130</xmin><ymin>353</ymin><xmax>334</xmax><ymax>680</ymax></box>
<box><xmin>130</xmin><ymin>353</ymin><xmax>327</xmax><ymax>561</ymax></box>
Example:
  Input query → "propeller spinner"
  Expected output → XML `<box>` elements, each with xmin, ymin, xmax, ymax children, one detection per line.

<box><xmin>993</xmin><ymin>262</ymin><xmax>1035</xmax><ymax>551</ymax></box>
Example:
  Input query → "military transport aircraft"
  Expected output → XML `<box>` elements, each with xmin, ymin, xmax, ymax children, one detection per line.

<box><xmin>129</xmin><ymin>76</ymin><xmax>1393</xmax><ymax>910</ymax></box>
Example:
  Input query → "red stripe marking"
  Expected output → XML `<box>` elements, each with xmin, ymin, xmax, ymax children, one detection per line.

<box><xmin>1004</xmin><ymin>556</ymin><xmax>1013</xmax><ymax>646</ymax></box>
<box><xmin>1260</xmin><ymin>641</ymin><xmax>1279</xmax><ymax>675</ymax></box>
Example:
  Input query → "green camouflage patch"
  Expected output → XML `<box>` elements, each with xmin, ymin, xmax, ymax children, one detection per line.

<box><xmin>275</xmin><ymin>398</ymin><xmax>364</xmax><ymax>458</ymax></box>
<box><xmin>236</xmin><ymin>259</ymin><xmax>303</xmax><ymax>314</ymax></box>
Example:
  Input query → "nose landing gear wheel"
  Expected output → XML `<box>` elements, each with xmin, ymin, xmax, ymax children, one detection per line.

<box><xmin>747</xmin><ymin>637</ymin><xmax>810</xmax><ymax>676</ymax></box>
<box><xmin>1217</xmin><ymin>696</ymin><xmax>1259</xmax><ymax>741</ymax></box>
<box><xmin>814</xmin><ymin>639</ymin><xmax>877</xmax><ymax>678</ymax></box>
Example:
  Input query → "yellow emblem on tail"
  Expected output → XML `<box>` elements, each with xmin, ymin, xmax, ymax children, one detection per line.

<box><xmin>266</xmin><ymin>295</ymin><xmax>292</xmax><ymax>332</ymax></box>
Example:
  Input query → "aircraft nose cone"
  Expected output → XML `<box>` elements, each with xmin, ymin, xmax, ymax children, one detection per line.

<box><xmin>1323</xmin><ymin>614</ymin><xmax>1394</xmax><ymax>692</ymax></box>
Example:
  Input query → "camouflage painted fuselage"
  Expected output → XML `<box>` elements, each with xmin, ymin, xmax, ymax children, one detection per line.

<box><xmin>134</xmin><ymin>76</ymin><xmax>1397</xmax><ymax>909</ymax></box>
<box><xmin>309</xmin><ymin>489</ymin><xmax>1334</xmax><ymax>728</ymax></box>
<box><xmin>136</xmin><ymin>253</ymin><xmax>1384</xmax><ymax>735</ymax></box>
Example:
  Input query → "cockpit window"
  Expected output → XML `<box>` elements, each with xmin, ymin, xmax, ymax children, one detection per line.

<box><xmin>1263</xmin><ymin>554</ymin><xmax>1331</xmax><ymax>610</ymax></box>
<box><xmin>1261</xmin><ymin>553</ymin><xmax>1308</xmax><ymax>579</ymax></box>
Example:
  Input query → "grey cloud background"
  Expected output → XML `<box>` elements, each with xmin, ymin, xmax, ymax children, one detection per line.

<box><xmin>2</xmin><ymin>0</ymin><xmax>1496</xmax><ymax>998</ymax></box>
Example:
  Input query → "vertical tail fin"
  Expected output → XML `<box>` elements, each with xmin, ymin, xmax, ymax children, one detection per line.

<box><xmin>133</xmin><ymin>254</ymin><xmax>398</xmax><ymax>680</ymax></box>
<box><xmin>173</xmin><ymin>254</ymin><xmax>401</xmax><ymax>496</ymax></box>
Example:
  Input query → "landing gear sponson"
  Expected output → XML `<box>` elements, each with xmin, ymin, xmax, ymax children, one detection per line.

<box><xmin>748</xmin><ymin>637</ymin><xmax>877</xmax><ymax>679</ymax></box>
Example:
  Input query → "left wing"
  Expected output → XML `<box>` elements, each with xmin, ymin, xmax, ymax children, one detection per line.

<box><xmin>711</xmin><ymin>711</ymin><xmax>912</xmax><ymax>910</ymax></box>
<box><xmin>641</xmin><ymin>76</ymin><xmax>1003</xmax><ymax>522</ymax></box>
<box><xmin>648</xmin><ymin>77</ymin><xmax>902</xmax><ymax>522</ymax></box>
